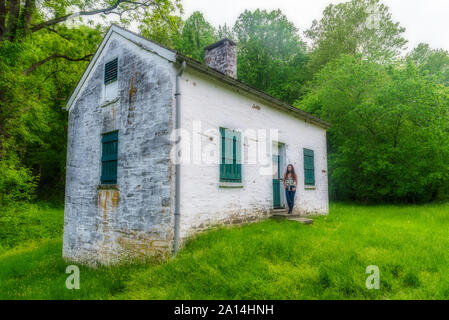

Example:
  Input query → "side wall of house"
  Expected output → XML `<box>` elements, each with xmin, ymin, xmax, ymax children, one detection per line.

<box><xmin>179</xmin><ymin>69</ymin><xmax>329</xmax><ymax>239</ymax></box>
<box><xmin>63</xmin><ymin>33</ymin><xmax>176</xmax><ymax>265</ymax></box>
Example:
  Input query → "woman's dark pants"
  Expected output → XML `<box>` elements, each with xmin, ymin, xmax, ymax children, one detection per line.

<box><xmin>286</xmin><ymin>189</ymin><xmax>296</xmax><ymax>214</ymax></box>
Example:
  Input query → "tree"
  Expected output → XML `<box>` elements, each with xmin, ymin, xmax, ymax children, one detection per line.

<box><xmin>137</xmin><ymin>1</ymin><xmax>183</xmax><ymax>47</ymax></box>
<box><xmin>298</xmin><ymin>55</ymin><xmax>449</xmax><ymax>202</ymax></box>
<box><xmin>306</xmin><ymin>0</ymin><xmax>407</xmax><ymax>71</ymax></box>
<box><xmin>0</xmin><ymin>0</ymin><xmax>182</xmax><ymax>69</ymax></box>
<box><xmin>233</xmin><ymin>9</ymin><xmax>309</xmax><ymax>104</ymax></box>
<box><xmin>174</xmin><ymin>11</ymin><xmax>216</xmax><ymax>61</ymax></box>
<box><xmin>407</xmin><ymin>43</ymin><xmax>449</xmax><ymax>86</ymax></box>
<box><xmin>217</xmin><ymin>23</ymin><xmax>233</xmax><ymax>39</ymax></box>
<box><xmin>0</xmin><ymin>0</ymin><xmax>184</xmax><ymax>204</ymax></box>
<box><xmin>0</xmin><ymin>25</ymin><xmax>103</xmax><ymax>204</ymax></box>
<box><xmin>0</xmin><ymin>0</ymin><xmax>181</xmax><ymax>41</ymax></box>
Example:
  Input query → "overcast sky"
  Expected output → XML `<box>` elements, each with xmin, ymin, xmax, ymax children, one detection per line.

<box><xmin>182</xmin><ymin>0</ymin><xmax>449</xmax><ymax>53</ymax></box>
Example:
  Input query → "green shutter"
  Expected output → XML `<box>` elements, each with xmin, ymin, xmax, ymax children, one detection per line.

<box><xmin>101</xmin><ymin>131</ymin><xmax>118</xmax><ymax>184</ymax></box>
<box><xmin>304</xmin><ymin>148</ymin><xmax>315</xmax><ymax>186</ymax></box>
<box><xmin>104</xmin><ymin>58</ymin><xmax>118</xmax><ymax>85</ymax></box>
<box><xmin>220</xmin><ymin>128</ymin><xmax>242</xmax><ymax>183</ymax></box>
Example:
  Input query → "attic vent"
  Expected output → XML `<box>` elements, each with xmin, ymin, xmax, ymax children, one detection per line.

<box><xmin>104</xmin><ymin>58</ymin><xmax>118</xmax><ymax>85</ymax></box>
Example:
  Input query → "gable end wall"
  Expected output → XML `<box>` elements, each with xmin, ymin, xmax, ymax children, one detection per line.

<box><xmin>63</xmin><ymin>34</ymin><xmax>176</xmax><ymax>265</ymax></box>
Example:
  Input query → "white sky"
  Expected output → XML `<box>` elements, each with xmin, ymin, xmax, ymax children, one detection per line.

<box><xmin>182</xmin><ymin>0</ymin><xmax>449</xmax><ymax>53</ymax></box>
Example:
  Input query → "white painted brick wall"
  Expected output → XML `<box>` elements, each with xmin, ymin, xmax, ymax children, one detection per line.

<box><xmin>179</xmin><ymin>68</ymin><xmax>329</xmax><ymax>239</ymax></box>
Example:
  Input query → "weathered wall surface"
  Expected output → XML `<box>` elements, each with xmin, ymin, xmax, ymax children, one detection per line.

<box><xmin>179</xmin><ymin>69</ymin><xmax>329</xmax><ymax>239</ymax></box>
<box><xmin>63</xmin><ymin>33</ymin><xmax>176</xmax><ymax>265</ymax></box>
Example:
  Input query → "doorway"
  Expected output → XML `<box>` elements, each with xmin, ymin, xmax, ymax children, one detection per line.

<box><xmin>272</xmin><ymin>142</ymin><xmax>286</xmax><ymax>209</ymax></box>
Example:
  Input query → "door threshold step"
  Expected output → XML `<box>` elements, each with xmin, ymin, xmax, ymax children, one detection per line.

<box><xmin>287</xmin><ymin>217</ymin><xmax>314</xmax><ymax>225</ymax></box>
<box><xmin>272</xmin><ymin>213</ymin><xmax>301</xmax><ymax>218</ymax></box>
<box><xmin>271</xmin><ymin>214</ymin><xmax>314</xmax><ymax>225</ymax></box>
<box><xmin>273</xmin><ymin>208</ymin><xmax>288</xmax><ymax>213</ymax></box>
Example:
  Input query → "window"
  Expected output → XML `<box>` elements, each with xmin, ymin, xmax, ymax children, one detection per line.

<box><xmin>101</xmin><ymin>131</ymin><xmax>118</xmax><ymax>185</ymax></box>
<box><xmin>220</xmin><ymin>127</ymin><xmax>242</xmax><ymax>183</ymax></box>
<box><xmin>303</xmin><ymin>148</ymin><xmax>315</xmax><ymax>186</ymax></box>
<box><xmin>104</xmin><ymin>58</ymin><xmax>118</xmax><ymax>85</ymax></box>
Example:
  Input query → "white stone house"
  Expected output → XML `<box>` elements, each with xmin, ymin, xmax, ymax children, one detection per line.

<box><xmin>63</xmin><ymin>25</ymin><xmax>330</xmax><ymax>265</ymax></box>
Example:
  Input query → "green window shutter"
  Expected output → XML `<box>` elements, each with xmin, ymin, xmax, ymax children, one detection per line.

<box><xmin>220</xmin><ymin>128</ymin><xmax>242</xmax><ymax>183</ymax></box>
<box><xmin>304</xmin><ymin>148</ymin><xmax>315</xmax><ymax>186</ymax></box>
<box><xmin>101</xmin><ymin>131</ymin><xmax>118</xmax><ymax>184</ymax></box>
<box><xmin>104</xmin><ymin>58</ymin><xmax>118</xmax><ymax>85</ymax></box>
<box><xmin>220</xmin><ymin>127</ymin><xmax>226</xmax><ymax>181</ymax></box>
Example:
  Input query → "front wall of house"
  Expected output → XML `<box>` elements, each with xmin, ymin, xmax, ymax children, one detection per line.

<box><xmin>63</xmin><ymin>34</ymin><xmax>176</xmax><ymax>265</ymax></box>
<box><xmin>179</xmin><ymin>69</ymin><xmax>329</xmax><ymax>239</ymax></box>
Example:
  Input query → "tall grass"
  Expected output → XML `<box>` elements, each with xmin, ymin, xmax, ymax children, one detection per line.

<box><xmin>1</xmin><ymin>202</ymin><xmax>449</xmax><ymax>299</ymax></box>
<box><xmin>0</xmin><ymin>202</ymin><xmax>64</xmax><ymax>254</ymax></box>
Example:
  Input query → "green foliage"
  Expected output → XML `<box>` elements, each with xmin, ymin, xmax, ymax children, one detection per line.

<box><xmin>298</xmin><ymin>54</ymin><xmax>449</xmax><ymax>202</ymax></box>
<box><xmin>0</xmin><ymin>158</ymin><xmax>37</xmax><ymax>206</ymax></box>
<box><xmin>0</xmin><ymin>203</ymin><xmax>63</xmax><ymax>252</ymax></box>
<box><xmin>217</xmin><ymin>23</ymin><xmax>233</xmax><ymax>39</ymax></box>
<box><xmin>0</xmin><ymin>0</ymin><xmax>182</xmax><ymax>42</ymax></box>
<box><xmin>0</xmin><ymin>26</ymin><xmax>103</xmax><ymax>203</ymax></box>
<box><xmin>174</xmin><ymin>11</ymin><xmax>217</xmax><ymax>61</ymax></box>
<box><xmin>407</xmin><ymin>43</ymin><xmax>449</xmax><ymax>85</ymax></box>
<box><xmin>2</xmin><ymin>203</ymin><xmax>449</xmax><ymax>299</ymax></box>
<box><xmin>306</xmin><ymin>0</ymin><xmax>407</xmax><ymax>71</ymax></box>
<box><xmin>0</xmin><ymin>0</ymin><xmax>183</xmax><ymax>204</ymax></box>
<box><xmin>138</xmin><ymin>1</ymin><xmax>184</xmax><ymax>47</ymax></box>
<box><xmin>233</xmin><ymin>9</ymin><xmax>310</xmax><ymax>104</ymax></box>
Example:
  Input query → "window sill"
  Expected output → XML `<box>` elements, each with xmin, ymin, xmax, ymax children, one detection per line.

<box><xmin>304</xmin><ymin>185</ymin><xmax>316</xmax><ymax>190</ymax></box>
<box><xmin>100</xmin><ymin>97</ymin><xmax>120</xmax><ymax>108</ymax></box>
<box><xmin>219</xmin><ymin>182</ymin><xmax>243</xmax><ymax>188</ymax></box>
<box><xmin>97</xmin><ymin>184</ymin><xmax>119</xmax><ymax>190</ymax></box>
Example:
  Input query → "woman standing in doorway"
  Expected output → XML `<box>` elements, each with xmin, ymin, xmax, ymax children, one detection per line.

<box><xmin>283</xmin><ymin>164</ymin><xmax>298</xmax><ymax>214</ymax></box>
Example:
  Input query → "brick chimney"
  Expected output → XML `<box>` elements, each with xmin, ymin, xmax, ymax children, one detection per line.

<box><xmin>204</xmin><ymin>38</ymin><xmax>237</xmax><ymax>78</ymax></box>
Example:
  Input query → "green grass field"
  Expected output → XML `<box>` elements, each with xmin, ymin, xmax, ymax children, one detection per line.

<box><xmin>1</xmin><ymin>202</ymin><xmax>449</xmax><ymax>299</ymax></box>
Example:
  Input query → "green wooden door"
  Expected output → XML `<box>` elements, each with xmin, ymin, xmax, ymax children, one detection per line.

<box><xmin>272</xmin><ymin>154</ymin><xmax>281</xmax><ymax>208</ymax></box>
